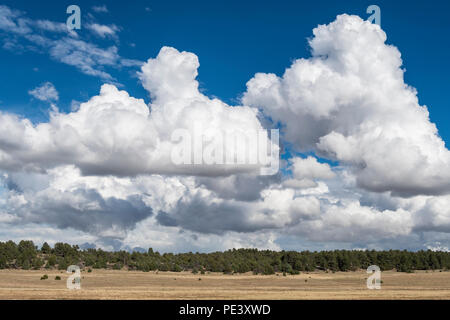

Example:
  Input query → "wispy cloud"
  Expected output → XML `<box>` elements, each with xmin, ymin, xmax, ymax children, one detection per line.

<box><xmin>49</xmin><ymin>38</ymin><xmax>120</xmax><ymax>80</ymax></box>
<box><xmin>92</xmin><ymin>5</ymin><xmax>109</xmax><ymax>13</ymax></box>
<box><xmin>34</xmin><ymin>20</ymin><xmax>68</xmax><ymax>33</ymax></box>
<box><xmin>0</xmin><ymin>5</ymin><xmax>32</xmax><ymax>34</ymax></box>
<box><xmin>87</xmin><ymin>23</ymin><xmax>120</xmax><ymax>39</ymax></box>
<box><xmin>0</xmin><ymin>5</ymin><xmax>139</xmax><ymax>81</ymax></box>
<box><xmin>28</xmin><ymin>82</ymin><xmax>59</xmax><ymax>102</ymax></box>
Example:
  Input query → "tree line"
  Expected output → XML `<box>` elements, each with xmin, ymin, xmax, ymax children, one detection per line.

<box><xmin>0</xmin><ymin>240</ymin><xmax>449</xmax><ymax>274</ymax></box>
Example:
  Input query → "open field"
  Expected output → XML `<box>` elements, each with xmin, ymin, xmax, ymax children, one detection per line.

<box><xmin>0</xmin><ymin>269</ymin><xmax>449</xmax><ymax>300</ymax></box>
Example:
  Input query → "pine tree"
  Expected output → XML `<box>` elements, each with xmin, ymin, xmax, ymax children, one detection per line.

<box><xmin>41</xmin><ymin>242</ymin><xmax>51</xmax><ymax>254</ymax></box>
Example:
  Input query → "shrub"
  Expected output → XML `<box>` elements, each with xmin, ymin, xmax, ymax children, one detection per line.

<box><xmin>263</xmin><ymin>265</ymin><xmax>275</xmax><ymax>275</ymax></box>
<box><xmin>40</xmin><ymin>274</ymin><xmax>48</xmax><ymax>280</ymax></box>
<box><xmin>171</xmin><ymin>264</ymin><xmax>182</xmax><ymax>272</ymax></box>
<box><xmin>55</xmin><ymin>276</ymin><xmax>61</xmax><ymax>280</ymax></box>
<box><xmin>113</xmin><ymin>263</ymin><xmax>122</xmax><ymax>270</ymax></box>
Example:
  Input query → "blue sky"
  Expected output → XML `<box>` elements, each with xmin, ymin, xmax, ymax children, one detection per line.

<box><xmin>0</xmin><ymin>0</ymin><xmax>449</xmax><ymax>142</ymax></box>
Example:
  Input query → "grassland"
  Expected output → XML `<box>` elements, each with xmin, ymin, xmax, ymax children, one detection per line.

<box><xmin>0</xmin><ymin>269</ymin><xmax>449</xmax><ymax>300</ymax></box>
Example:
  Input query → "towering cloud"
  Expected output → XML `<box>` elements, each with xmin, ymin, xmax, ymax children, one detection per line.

<box><xmin>0</xmin><ymin>47</ymin><xmax>274</xmax><ymax>177</ymax></box>
<box><xmin>243</xmin><ymin>14</ymin><xmax>450</xmax><ymax>197</ymax></box>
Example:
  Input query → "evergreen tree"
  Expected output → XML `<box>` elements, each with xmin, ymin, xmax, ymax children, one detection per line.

<box><xmin>41</xmin><ymin>242</ymin><xmax>51</xmax><ymax>254</ymax></box>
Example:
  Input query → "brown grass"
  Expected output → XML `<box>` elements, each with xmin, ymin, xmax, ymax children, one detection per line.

<box><xmin>0</xmin><ymin>269</ymin><xmax>449</xmax><ymax>300</ymax></box>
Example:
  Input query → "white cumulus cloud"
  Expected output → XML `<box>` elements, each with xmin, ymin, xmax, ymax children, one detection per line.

<box><xmin>243</xmin><ymin>14</ymin><xmax>450</xmax><ymax>197</ymax></box>
<box><xmin>0</xmin><ymin>47</ymin><xmax>275</xmax><ymax>177</ymax></box>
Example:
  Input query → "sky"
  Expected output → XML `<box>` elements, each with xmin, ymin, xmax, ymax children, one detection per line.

<box><xmin>0</xmin><ymin>0</ymin><xmax>449</xmax><ymax>252</ymax></box>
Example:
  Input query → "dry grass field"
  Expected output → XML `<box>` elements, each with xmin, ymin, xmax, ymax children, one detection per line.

<box><xmin>0</xmin><ymin>269</ymin><xmax>449</xmax><ymax>300</ymax></box>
